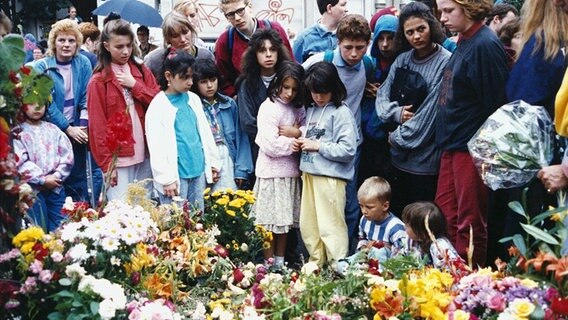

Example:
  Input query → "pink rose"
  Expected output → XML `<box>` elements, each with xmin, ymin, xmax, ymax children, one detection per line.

<box><xmin>487</xmin><ymin>292</ymin><xmax>506</xmax><ymax>312</ymax></box>
<box><xmin>38</xmin><ymin>270</ymin><xmax>53</xmax><ymax>283</ymax></box>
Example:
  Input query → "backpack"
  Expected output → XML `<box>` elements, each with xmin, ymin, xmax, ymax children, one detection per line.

<box><xmin>227</xmin><ymin>19</ymin><xmax>272</xmax><ymax>52</ymax></box>
<box><xmin>323</xmin><ymin>49</ymin><xmax>375</xmax><ymax>82</ymax></box>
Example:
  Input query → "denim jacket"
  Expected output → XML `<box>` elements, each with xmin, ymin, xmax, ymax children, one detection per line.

<box><xmin>201</xmin><ymin>93</ymin><xmax>253</xmax><ymax>180</ymax></box>
<box><xmin>293</xmin><ymin>24</ymin><xmax>337</xmax><ymax>64</ymax></box>
<box><xmin>30</xmin><ymin>54</ymin><xmax>92</xmax><ymax>131</ymax></box>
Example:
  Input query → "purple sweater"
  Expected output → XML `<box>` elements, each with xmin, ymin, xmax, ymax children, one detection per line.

<box><xmin>255</xmin><ymin>97</ymin><xmax>305</xmax><ymax>178</ymax></box>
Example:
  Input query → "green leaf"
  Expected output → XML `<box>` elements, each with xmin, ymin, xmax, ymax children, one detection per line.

<box><xmin>0</xmin><ymin>35</ymin><xmax>25</xmax><ymax>74</ymax></box>
<box><xmin>512</xmin><ymin>233</ymin><xmax>527</xmax><ymax>256</ymax></box>
<box><xmin>21</xmin><ymin>72</ymin><xmax>54</xmax><ymax>106</ymax></box>
<box><xmin>54</xmin><ymin>290</ymin><xmax>75</xmax><ymax>298</ymax></box>
<box><xmin>90</xmin><ymin>301</ymin><xmax>99</xmax><ymax>315</ymax></box>
<box><xmin>508</xmin><ymin>201</ymin><xmax>527</xmax><ymax>218</ymax></box>
<box><xmin>521</xmin><ymin>223</ymin><xmax>560</xmax><ymax>245</ymax></box>
<box><xmin>58</xmin><ymin>278</ymin><xmax>72</xmax><ymax>286</ymax></box>
<box><xmin>48</xmin><ymin>312</ymin><xmax>63</xmax><ymax>320</ymax></box>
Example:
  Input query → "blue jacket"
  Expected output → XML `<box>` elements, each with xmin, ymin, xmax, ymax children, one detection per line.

<box><xmin>202</xmin><ymin>93</ymin><xmax>253</xmax><ymax>180</ymax></box>
<box><xmin>30</xmin><ymin>54</ymin><xmax>92</xmax><ymax>131</ymax></box>
<box><xmin>507</xmin><ymin>33</ymin><xmax>567</xmax><ymax>116</ymax></box>
<box><xmin>293</xmin><ymin>24</ymin><xmax>337</xmax><ymax>64</ymax></box>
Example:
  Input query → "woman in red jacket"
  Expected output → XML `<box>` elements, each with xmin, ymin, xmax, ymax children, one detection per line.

<box><xmin>87</xmin><ymin>18</ymin><xmax>160</xmax><ymax>201</ymax></box>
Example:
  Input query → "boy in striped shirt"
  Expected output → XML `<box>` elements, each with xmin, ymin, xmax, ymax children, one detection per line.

<box><xmin>357</xmin><ymin>176</ymin><xmax>407</xmax><ymax>255</ymax></box>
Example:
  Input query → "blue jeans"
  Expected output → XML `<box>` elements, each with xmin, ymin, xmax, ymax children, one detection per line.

<box><xmin>29</xmin><ymin>188</ymin><xmax>67</xmax><ymax>232</ymax></box>
<box><xmin>159</xmin><ymin>173</ymin><xmax>206</xmax><ymax>211</ymax></box>
<box><xmin>65</xmin><ymin>143</ymin><xmax>103</xmax><ymax>204</ymax></box>
<box><xmin>345</xmin><ymin>146</ymin><xmax>362</xmax><ymax>255</ymax></box>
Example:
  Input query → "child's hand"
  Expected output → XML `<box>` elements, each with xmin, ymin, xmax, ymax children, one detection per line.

<box><xmin>291</xmin><ymin>138</ymin><xmax>303</xmax><ymax>152</ymax></box>
<box><xmin>298</xmin><ymin>137</ymin><xmax>320</xmax><ymax>152</ymax></box>
<box><xmin>400</xmin><ymin>105</ymin><xmax>415</xmax><ymax>123</ymax></box>
<box><xmin>115</xmin><ymin>70</ymin><xmax>136</xmax><ymax>89</ymax></box>
<box><xmin>278</xmin><ymin>125</ymin><xmax>301</xmax><ymax>138</ymax></box>
<box><xmin>43</xmin><ymin>175</ymin><xmax>62</xmax><ymax>190</ymax></box>
<box><xmin>212</xmin><ymin>168</ymin><xmax>220</xmax><ymax>183</ymax></box>
<box><xmin>364</xmin><ymin>82</ymin><xmax>380</xmax><ymax>98</ymax></box>
<box><xmin>163</xmin><ymin>181</ymin><xmax>178</xmax><ymax>198</ymax></box>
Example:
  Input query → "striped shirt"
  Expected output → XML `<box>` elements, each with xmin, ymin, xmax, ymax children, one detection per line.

<box><xmin>357</xmin><ymin>212</ymin><xmax>407</xmax><ymax>252</ymax></box>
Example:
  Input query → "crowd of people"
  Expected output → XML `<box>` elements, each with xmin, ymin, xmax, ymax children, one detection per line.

<box><xmin>4</xmin><ymin>0</ymin><xmax>568</xmax><ymax>270</ymax></box>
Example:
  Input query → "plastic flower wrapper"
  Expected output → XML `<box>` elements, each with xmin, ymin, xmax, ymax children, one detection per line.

<box><xmin>467</xmin><ymin>100</ymin><xmax>554</xmax><ymax>191</ymax></box>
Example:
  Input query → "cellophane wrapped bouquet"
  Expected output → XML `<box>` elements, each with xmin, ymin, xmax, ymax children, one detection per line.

<box><xmin>468</xmin><ymin>100</ymin><xmax>554</xmax><ymax>190</ymax></box>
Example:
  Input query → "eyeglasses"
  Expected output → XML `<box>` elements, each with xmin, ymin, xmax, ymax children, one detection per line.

<box><xmin>224</xmin><ymin>4</ymin><xmax>248</xmax><ymax>20</ymax></box>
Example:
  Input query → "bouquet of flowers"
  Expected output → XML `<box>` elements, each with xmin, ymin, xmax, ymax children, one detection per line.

<box><xmin>468</xmin><ymin>100</ymin><xmax>554</xmax><ymax>190</ymax></box>
<box><xmin>202</xmin><ymin>188</ymin><xmax>271</xmax><ymax>264</ymax></box>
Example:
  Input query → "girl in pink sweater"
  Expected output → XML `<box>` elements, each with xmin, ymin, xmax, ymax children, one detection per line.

<box><xmin>253</xmin><ymin>61</ymin><xmax>305</xmax><ymax>267</ymax></box>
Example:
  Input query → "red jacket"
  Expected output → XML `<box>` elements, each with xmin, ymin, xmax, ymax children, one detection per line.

<box><xmin>87</xmin><ymin>61</ymin><xmax>160</xmax><ymax>172</ymax></box>
<box><xmin>214</xmin><ymin>19</ymin><xmax>294</xmax><ymax>97</ymax></box>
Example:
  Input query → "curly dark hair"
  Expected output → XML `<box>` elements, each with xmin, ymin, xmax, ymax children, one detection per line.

<box><xmin>395</xmin><ymin>1</ymin><xmax>446</xmax><ymax>53</ymax></box>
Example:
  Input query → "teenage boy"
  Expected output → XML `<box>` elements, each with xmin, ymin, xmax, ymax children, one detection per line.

<box><xmin>435</xmin><ymin>0</ymin><xmax>509</xmax><ymax>267</ymax></box>
<box><xmin>214</xmin><ymin>0</ymin><xmax>293</xmax><ymax>97</ymax></box>
<box><xmin>303</xmin><ymin>14</ymin><xmax>372</xmax><ymax>254</ymax></box>
<box><xmin>293</xmin><ymin>0</ymin><xmax>348</xmax><ymax>64</ymax></box>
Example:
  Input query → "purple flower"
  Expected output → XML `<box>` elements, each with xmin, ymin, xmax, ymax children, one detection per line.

<box><xmin>38</xmin><ymin>270</ymin><xmax>53</xmax><ymax>284</ymax></box>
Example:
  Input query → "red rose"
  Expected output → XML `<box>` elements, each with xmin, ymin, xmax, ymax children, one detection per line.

<box><xmin>8</xmin><ymin>71</ymin><xmax>19</xmax><ymax>84</ymax></box>
<box><xmin>232</xmin><ymin>268</ymin><xmax>245</xmax><ymax>284</ymax></box>
<box><xmin>551</xmin><ymin>297</ymin><xmax>568</xmax><ymax>315</ymax></box>
<box><xmin>20</xmin><ymin>66</ymin><xmax>31</xmax><ymax>75</ymax></box>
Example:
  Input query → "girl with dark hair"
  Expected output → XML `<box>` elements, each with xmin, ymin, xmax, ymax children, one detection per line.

<box><xmin>87</xmin><ymin>18</ymin><xmax>159</xmax><ymax>201</ymax></box>
<box><xmin>190</xmin><ymin>59</ymin><xmax>253</xmax><ymax>190</ymax></box>
<box><xmin>401</xmin><ymin>201</ymin><xmax>461</xmax><ymax>268</ymax></box>
<box><xmin>253</xmin><ymin>61</ymin><xmax>306</xmax><ymax>267</ymax></box>
<box><xmin>295</xmin><ymin>61</ymin><xmax>357</xmax><ymax>267</ymax></box>
<box><xmin>237</xmin><ymin>28</ymin><xmax>292</xmax><ymax>171</ymax></box>
<box><xmin>146</xmin><ymin>51</ymin><xmax>221</xmax><ymax>210</ymax></box>
<box><xmin>376</xmin><ymin>1</ymin><xmax>451</xmax><ymax>216</ymax></box>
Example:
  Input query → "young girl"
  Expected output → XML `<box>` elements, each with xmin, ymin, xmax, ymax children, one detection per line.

<box><xmin>14</xmin><ymin>104</ymin><xmax>74</xmax><ymax>232</ymax></box>
<box><xmin>190</xmin><ymin>59</ymin><xmax>253</xmax><ymax>191</ymax></box>
<box><xmin>237</xmin><ymin>28</ymin><xmax>292</xmax><ymax>171</ymax></box>
<box><xmin>146</xmin><ymin>50</ymin><xmax>221</xmax><ymax>210</ymax></box>
<box><xmin>88</xmin><ymin>19</ymin><xmax>160</xmax><ymax>202</ymax></box>
<box><xmin>401</xmin><ymin>201</ymin><xmax>461</xmax><ymax>268</ymax></box>
<box><xmin>296</xmin><ymin>61</ymin><xmax>358</xmax><ymax>267</ymax></box>
<box><xmin>254</xmin><ymin>61</ymin><xmax>306</xmax><ymax>267</ymax></box>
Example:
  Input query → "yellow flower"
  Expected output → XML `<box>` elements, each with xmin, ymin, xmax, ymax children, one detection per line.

<box><xmin>203</xmin><ymin>187</ymin><xmax>211</xmax><ymax>195</ymax></box>
<box><xmin>226</xmin><ymin>210</ymin><xmax>236</xmax><ymax>217</ymax></box>
<box><xmin>216</xmin><ymin>197</ymin><xmax>229</xmax><ymax>206</ymax></box>
<box><xmin>452</xmin><ymin>310</ymin><xmax>471</xmax><ymax>320</ymax></box>
<box><xmin>370</xmin><ymin>285</ymin><xmax>387</xmax><ymax>303</ymax></box>
<box><xmin>509</xmin><ymin>298</ymin><xmax>535</xmax><ymax>319</ymax></box>
<box><xmin>12</xmin><ymin>227</ymin><xmax>44</xmax><ymax>248</ymax></box>
<box><xmin>225</xmin><ymin>188</ymin><xmax>234</xmax><ymax>194</ymax></box>
<box><xmin>233</xmin><ymin>243</ymin><xmax>239</xmax><ymax>250</ymax></box>
<box><xmin>263</xmin><ymin>241</ymin><xmax>271</xmax><ymax>249</ymax></box>
<box><xmin>212</xmin><ymin>191</ymin><xmax>221</xmax><ymax>198</ymax></box>
<box><xmin>228</xmin><ymin>198</ymin><xmax>246</xmax><ymax>209</ymax></box>
<box><xmin>519</xmin><ymin>278</ymin><xmax>538</xmax><ymax>289</ymax></box>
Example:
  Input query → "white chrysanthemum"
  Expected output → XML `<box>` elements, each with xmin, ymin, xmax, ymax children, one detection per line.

<box><xmin>60</xmin><ymin>222</ymin><xmax>83</xmax><ymax>242</ymax></box>
<box><xmin>137</xmin><ymin>301</ymin><xmax>179</xmax><ymax>320</ymax></box>
<box><xmin>190</xmin><ymin>302</ymin><xmax>207</xmax><ymax>320</ymax></box>
<box><xmin>68</xmin><ymin>243</ymin><xmax>89</xmax><ymax>262</ymax></box>
<box><xmin>100</xmin><ymin>237</ymin><xmax>120</xmax><ymax>252</ymax></box>
<box><xmin>110</xmin><ymin>256</ymin><xmax>121</xmax><ymax>266</ymax></box>
<box><xmin>65</xmin><ymin>263</ymin><xmax>86</xmax><ymax>278</ymax></box>
<box><xmin>78</xmin><ymin>275</ymin><xmax>96</xmax><ymax>292</ymax></box>
<box><xmin>242</xmin><ymin>306</ymin><xmax>266</xmax><ymax>320</ymax></box>
<box><xmin>121</xmin><ymin>227</ymin><xmax>140</xmax><ymax>245</ymax></box>
<box><xmin>83</xmin><ymin>220</ymin><xmax>106</xmax><ymax>240</ymax></box>
<box><xmin>98</xmin><ymin>299</ymin><xmax>117</xmax><ymax>320</ymax></box>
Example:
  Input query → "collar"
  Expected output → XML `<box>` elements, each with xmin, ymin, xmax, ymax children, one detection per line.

<box><xmin>458</xmin><ymin>21</ymin><xmax>484</xmax><ymax>44</ymax></box>
<box><xmin>235</xmin><ymin>18</ymin><xmax>258</xmax><ymax>41</ymax></box>
<box><xmin>332</xmin><ymin>47</ymin><xmax>362</xmax><ymax>71</ymax></box>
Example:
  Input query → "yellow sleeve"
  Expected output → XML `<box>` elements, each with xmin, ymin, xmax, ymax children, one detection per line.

<box><xmin>555</xmin><ymin>69</ymin><xmax>568</xmax><ymax>137</ymax></box>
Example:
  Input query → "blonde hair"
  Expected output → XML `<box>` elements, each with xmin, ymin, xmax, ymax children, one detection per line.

<box><xmin>173</xmin><ymin>0</ymin><xmax>196</xmax><ymax>13</ymax></box>
<box><xmin>161</xmin><ymin>11</ymin><xmax>196</xmax><ymax>48</ymax></box>
<box><xmin>452</xmin><ymin>0</ymin><xmax>492</xmax><ymax>21</ymax></box>
<box><xmin>47</xmin><ymin>19</ymin><xmax>83</xmax><ymax>57</ymax></box>
<box><xmin>357</xmin><ymin>176</ymin><xmax>391</xmax><ymax>203</ymax></box>
<box><xmin>518</xmin><ymin>0</ymin><xmax>568</xmax><ymax>61</ymax></box>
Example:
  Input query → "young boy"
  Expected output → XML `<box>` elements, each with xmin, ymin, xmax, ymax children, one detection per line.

<box><xmin>356</xmin><ymin>176</ymin><xmax>407</xmax><ymax>253</ymax></box>
<box><xmin>293</xmin><ymin>0</ymin><xmax>348</xmax><ymax>64</ymax></box>
<box><xmin>302</xmin><ymin>14</ymin><xmax>371</xmax><ymax>253</ymax></box>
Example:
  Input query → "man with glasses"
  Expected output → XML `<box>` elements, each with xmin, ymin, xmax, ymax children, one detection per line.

<box><xmin>214</xmin><ymin>0</ymin><xmax>293</xmax><ymax>97</ymax></box>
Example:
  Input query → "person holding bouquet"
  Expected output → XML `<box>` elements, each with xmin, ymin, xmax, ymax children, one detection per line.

<box><xmin>87</xmin><ymin>18</ymin><xmax>160</xmax><ymax>201</ymax></box>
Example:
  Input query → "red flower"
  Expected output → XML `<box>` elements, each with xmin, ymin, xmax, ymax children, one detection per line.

<box><xmin>214</xmin><ymin>244</ymin><xmax>229</xmax><ymax>258</ymax></box>
<box><xmin>0</xmin><ymin>126</ymin><xmax>10</xmax><ymax>159</ymax></box>
<box><xmin>20</xmin><ymin>66</ymin><xmax>31</xmax><ymax>75</ymax></box>
<box><xmin>105</xmin><ymin>112</ymin><xmax>135</xmax><ymax>153</ymax></box>
<box><xmin>551</xmin><ymin>297</ymin><xmax>568</xmax><ymax>315</ymax></box>
<box><xmin>232</xmin><ymin>268</ymin><xmax>245</xmax><ymax>284</ymax></box>
<box><xmin>8</xmin><ymin>71</ymin><xmax>18</xmax><ymax>84</ymax></box>
<box><xmin>13</xmin><ymin>86</ymin><xmax>22</xmax><ymax>97</ymax></box>
<box><xmin>32</xmin><ymin>242</ymin><xmax>49</xmax><ymax>261</ymax></box>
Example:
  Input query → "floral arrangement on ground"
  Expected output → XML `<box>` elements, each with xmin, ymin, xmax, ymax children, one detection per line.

<box><xmin>2</xmin><ymin>185</ymin><xmax>568</xmax><ymax>319</ymax></box>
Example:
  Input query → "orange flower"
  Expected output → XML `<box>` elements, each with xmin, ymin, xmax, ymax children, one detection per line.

<box><xmin>372</xmin><ymin>294</ymin><xmax>404</xmax><ymax>318</ymax></box>
<box><xmin>546</xmin><ymin>256</ymin><xmax>568</xmax><ymax>284</ymax></box>
<box><xmin>507</xmin><ymin>246</ymin><xmax>520</xmax><ymax>257</ymax></box>
<box><xmin>143</xmin><ymin>273</ymin><xmax>173</xmax><ymax>300</ymax></box>
<box><xmin>526</xmin><ymin>251</ymin><xmax>558</xmax><ymax>273</ymax></box>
